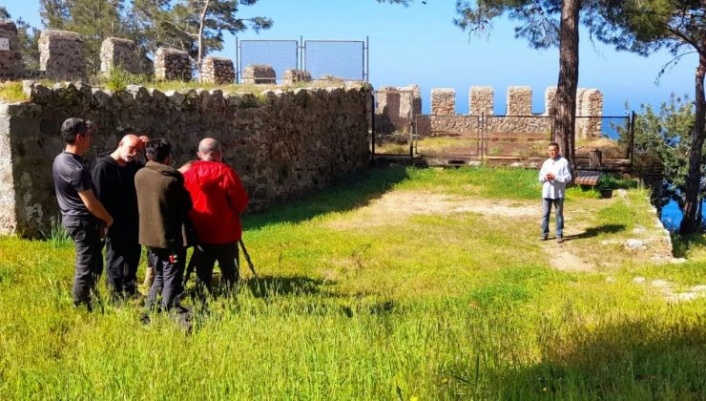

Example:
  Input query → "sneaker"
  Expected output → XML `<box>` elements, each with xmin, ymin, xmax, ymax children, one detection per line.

<box><xmin>540</xmin><ymin>235</ymin><xmax>548</xmax><ymax>241</ymax></box>
<box><xmin>557</xmin><ymin>236</ymin><xmax>564</xmax><ymax>244</ymax></box>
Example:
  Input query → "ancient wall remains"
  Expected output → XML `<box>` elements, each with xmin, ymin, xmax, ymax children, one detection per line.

<box><xmin>154</xmin><ymin>48</ymin><xmax>191</xmax><ymax>81</ymax></box>
<box><xmin>39</xmin><ymin>30</ymin><xmax>87</xmax><ymax>81</ymax></box>
<box><xmin>242</xmin><ymin>64</ymin><xmax>276</xmax><ymax>84</ymax></box>
<box><xmin>283</xmin><ymin>69</ymin><xmax>313</xmax><ymax>85</ymax></box>
<box><xmin>376</xmin><ymin>85</ymin><xmax>604</xmax><ymax>139</ymax></box>
<box><xmin>100</xmin><ymin>37</ymin><xmax>142</xmax><ymax>75</ymax></box>
<box><xmin>200</xmin><ymin>57</ymin><xmax>235</xmax><ymax>85</ymax></box>
<box><xmin>0</xmin><ymin>20</ymin><xmax>23</xmax><ymax>79</ymax></box>
<box><xmin>374</xmin><ymin>85</ymin><xmax>420</xmax><ymax>134</ymax></box>
<box><xmin>0</xmin><ymin>82</ymin><xmax>371</xmax><ymax>237</ymax></box>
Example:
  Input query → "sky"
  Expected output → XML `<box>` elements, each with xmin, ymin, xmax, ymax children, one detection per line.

<box><xmin>3</xmin><ymin>0</ymin><xmax>697</xmax><ymax>116</ymax></box>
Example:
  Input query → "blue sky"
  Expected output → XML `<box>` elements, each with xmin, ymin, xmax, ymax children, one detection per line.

<box><xmin>4</xmin><ymin>0</ymin><xmax>696</xmax><ymax>115</ymax></box>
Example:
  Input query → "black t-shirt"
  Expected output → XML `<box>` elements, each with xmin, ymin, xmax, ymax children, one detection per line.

<box><xmin>52</xmin><ymin>152</ymin><xmax>93</xmax><ymax>218</ymax></box>
<box><xmin>92</xmin><ymin>156</ymin><xmax>142</xmax><ymax>235</ymax></box>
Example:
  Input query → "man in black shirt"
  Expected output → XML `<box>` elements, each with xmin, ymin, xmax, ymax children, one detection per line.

<box><xmin>52</xmin><ymin>118</ymin><xmax>114</xmax><ymax>311</ymax></box>
<box><xmin>92</xmin><ymin>133</ymin><xmax>148</xmax><ymax>301</ymax></box>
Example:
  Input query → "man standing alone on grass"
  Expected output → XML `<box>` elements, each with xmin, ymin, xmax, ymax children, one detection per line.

<box><xmin>539</xmin><ymin>142</ymin><xmax>572</xmax><ymax>243</ymax></box>
<box><xmin>182</xmin><ymin>138</ymin><xmax>249</xmax><ymax>298</ymax></box>
<box><xmin>52</xmin><ymin>118</ymin><xmax>114</xmax><ymax>311</ymax></box>
<box><xmin>135</xmin><ymin>138</ymin><xmax>193</xmax><ymax>327</ymax></box>
<box><xmin>92</xmin><ymin>133</ymin><xmax>148</xmax><ymax>302</ymax></box>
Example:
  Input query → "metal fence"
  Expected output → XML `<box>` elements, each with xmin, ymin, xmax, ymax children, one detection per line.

<box><xmin>236</xmin><ymin>37</ymin><xmax>368</xmax><ymax>83</ymax></box>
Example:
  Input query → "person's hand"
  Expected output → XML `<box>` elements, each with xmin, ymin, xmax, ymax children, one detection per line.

<box><xmin>105</xmin><ymin>216</ymin><xmax>114</xmax><ymax>228</ymax></box>
<box><xmin>138</xmin><ymin>135</ymin><xmax>150</xmax><ymax>150</ymax></box>
<box><xmin>546</xmin><ymin>173</ymin><xmax>555</xmax><ymax>181</ymax></box>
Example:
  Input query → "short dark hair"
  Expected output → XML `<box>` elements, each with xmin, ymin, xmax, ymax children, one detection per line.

<box><xmin>145</xmin><ymin>138</ymin><xmax>171</xmax><ymax>162</ymax></box>
<box><xmin>548</xmin><ymin>142</ymin><xmax>560</xmax><ymax>149</ymax></box>
<box><xmin>60</xmin><ymin>118</ymin><xmax>86</xmax><ymax>144</ymax></box>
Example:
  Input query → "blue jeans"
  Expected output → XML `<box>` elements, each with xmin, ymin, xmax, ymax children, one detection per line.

<box><xmin>541</xmin><ymin>198</ymin><xmax>564</xmax><ymax>238</ymax></box>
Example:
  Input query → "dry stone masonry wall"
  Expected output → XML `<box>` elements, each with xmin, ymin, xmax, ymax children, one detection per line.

<box><xmin>376</xmin><ymin>85</ymin><xmax>604</xmax><ymax>139</ymax></box>
<box><xmin>100</xmin><ymin>37</ymin><xmax>142</xmax><ymax>75</ymax></box>
<box><xmin>374</xmin><ymin>85</ymin><xmax>420</xmax><ymax>134</ymax></box>
<box><xmin>154</xmin><ymin>48</ymin><xmax>191</xmax><ymax>81</ymax></box>
<box><xmin>0</xmin><ymin>82</ymin><xmax>371</xmax><ymax>237</ymax></box>
<box><xmin>242</xmin><ymin>64</ymin><xmax>276</xmax><ymax>84</ymax></box>
<box><xmin>0</xmin><ymin>20</ymin><xmax>22</xmax><ymax>79</ymax></box>
<box><xmin>39</xmin><ymin>30</ymin><xmax>87</xmax><ymax>81</ymax></box>
<box><xmin>200</xmin><ymin>57</ymin><xmax>235</xmax><ymax>85</ymax></box>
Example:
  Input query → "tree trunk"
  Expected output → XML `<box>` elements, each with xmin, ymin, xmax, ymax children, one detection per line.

<box><xmin>553</xmin><ymin>0</ymin><xmax>581</xmax><ymax>171</ymax></box>
<box><xmin>679</xmin><ymin>52</ymin><xmax>706</xmax><ymax>234</ymax></box>
<box><xmin>197</xmin><ymin>0</ymin><xmax>211</xmax><ymax>78</ymax></box>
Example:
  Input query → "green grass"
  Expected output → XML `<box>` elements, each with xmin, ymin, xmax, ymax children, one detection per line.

<box><xmin>1</xmin><ymin>166</ymin><xmax>705</xmax><ymax>400</ymax></box>
<box><xmin>0</xmin><ymin>82</ymin><xmax>28</xmax><ymax>103</ymax></box>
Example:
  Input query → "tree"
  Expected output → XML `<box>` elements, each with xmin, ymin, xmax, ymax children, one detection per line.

<box><xmin>40</xmin><ymin>0</ymin><xmax>129</xmax><ymax>75</ymax></box>
<box><xmin>588</xmin><ymin>1</ymin><xmax>706</xmax><ymax>234</ymax></box>
<box><xmin>131</xmin><ymin>0</ymin><xmax>272</xmax><ymax>71</ymax></box>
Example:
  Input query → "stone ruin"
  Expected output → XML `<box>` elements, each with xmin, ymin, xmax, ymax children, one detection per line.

<box><xmin>241</xmin><ymin>64</ymin><xmax>276</xmax><ymax>84</ymax></box>
<box><xmin>200</xmin><ymin>56</ymin><xmax>235</xmax><ymax>85</ymax></box>
<box><xmin>154</xmin><ymin>48</ymin><xmax>191</xmax><ymax>81</ymax></box>
<box><xmin>0</xmin><ymin>20</ymin><xmax>22</xmax><ymax>79</ymax></box>
<box><xmin>283</xmin><ymin>69</ymin><xmax>312</xmax><ymax>85</ymax></box>
<box><xmin>376</xmin><ymin>85</ymin><xmax>605</xmax><ymax>139</ymax></box>
<box><xmin>39</xmin><ymin>30</ymin><xmax>87</xmax><ymax>80</ymax></box>
<box><xmin>100</xmin><ymin>37</ymin><xmax>142</xmax><ymax>75</ymax></box>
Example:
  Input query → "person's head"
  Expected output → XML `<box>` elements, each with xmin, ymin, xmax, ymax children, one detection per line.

<box><xmin>60</xmin><ymin>118</ymin><xmax>91</xmax><ymax>154</ymax></box>
<box><xmin>548</xmin><ymin>142</ymin><xmax>560</xmax><ymax>159</ymax></box>
<box><xmin>114</xmin><ymin>134</ymin><xmax>142</xmax><ymax>165</ymax></box>
<box><xmin>145</xmin><ymin>138</ymin><xmax>171</xmax><ymax>165</ymax></box>
<box><xmin>197</xmin><ymin>137</ymin><xmax>222</xmax><ymax>162</ymax></box>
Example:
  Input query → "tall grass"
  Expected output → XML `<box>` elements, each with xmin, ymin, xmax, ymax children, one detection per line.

<box><xmin>1</xmin><ymin>166</ymin><xmax>705</xmax><ymax>400</ymax></box>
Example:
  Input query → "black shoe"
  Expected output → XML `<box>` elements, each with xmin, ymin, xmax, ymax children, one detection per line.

<box><xmin>540</xmin><ymin>235</ymin><xmax>548</xmax><ymax>241</ymax></box>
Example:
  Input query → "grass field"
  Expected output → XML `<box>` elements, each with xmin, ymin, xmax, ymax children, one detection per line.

<box><xmin>1</xmin><ymin>166</ymin><xmax>705</xmax><ymax>400</ymax></box>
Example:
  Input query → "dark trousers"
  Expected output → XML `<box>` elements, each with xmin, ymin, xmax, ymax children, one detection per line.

<box><xmin>194</xmin><ymin>242</ymin><xmax>239</xmax><ymax>295</ymax></box>
<box><xmin>62</xmin><ymin>216</ymin><xmax>103</xmax><ymax>310</ymax></box>
<box><xmin>146</xmin><ymin>247</ymin><xmax>186</xmax><ymax>311</ymax></box>
<box><xmin>104</xmin><ymin>233</ymin><xmax>141</xmax><ymax>299</ymax></box>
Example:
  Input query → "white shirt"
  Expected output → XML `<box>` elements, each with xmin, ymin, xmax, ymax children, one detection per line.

<box><xmin>539</xmin><ymin>156</ymin><xmax>572</xmax><ymax>199</ymax></box>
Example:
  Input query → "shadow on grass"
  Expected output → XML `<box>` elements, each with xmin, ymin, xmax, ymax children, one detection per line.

<box><xmin>242</xmin><ymin>275</ymin><xmax>328</xmax><ymax>299</ymax></box>
<box><xmin>486</xmin><ymin>318</ymin><xmax>706</xmax><ymax>399</ymax></box>
<box><xmin>243</xmin><ymin>166</ymin><xmax>410</xmax><ymax>230</ymax></box>
<box><xmin>671</xmin><ymin>233</ymin><xmax>706</xmax><ymax>258</ymax></box>
<box><xmin>564</xmin><ymin>224</ymin><xmax>626</xmax><ymax>242</ymax></box>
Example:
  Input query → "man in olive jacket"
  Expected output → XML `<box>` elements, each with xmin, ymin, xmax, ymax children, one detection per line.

<box><xmin>135</xmin><ymin>138</ymin><xmax>192</xmax><ymax>319</ymax></box>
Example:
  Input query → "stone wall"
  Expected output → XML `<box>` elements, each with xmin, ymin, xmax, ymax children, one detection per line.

<box><xmin>374</xmin><ymin>85</ymin><xmax>420</xmax><ymax>134</ymax></box>
<box><xmin>0</xmin><ymin>20</ymin><xmax>23</xmax><ymax>79</ymax></box>
<box><xmin>100</xmin><ymin>37</ymin><xmax>141</xmax><ymax>75</ymax></box>
<box><xmin>242</xmin><ymin>64</ymin><xmax>276</xmax><ymax>84</ymax></box>
<box><xmin>376</xmin><ymin>85</ymin><xmax>604</xmax><ymax>138</ymax></box>
<box><xmin>39</xmin><ymin>30</ymin><xmax>87</xmax><ymax>81</ymax></box>
<box><xmin>283</xmin><ymin>69</ymin><xmax>312</xmax><ymax>85</ymax></box>
<box><xmin>0</xmin><ymin>82</ymin><xmax>371</xmax><ymax>237</ymax></box>
<box><xmin>201</xmin><ymin>57</ymin><xmax>235</xmax><ymax>85</ymax></box>
<box><xmin>154</xmin><ymin>48</ymin><xmax>191</xmax><ymax>81</ymax></box>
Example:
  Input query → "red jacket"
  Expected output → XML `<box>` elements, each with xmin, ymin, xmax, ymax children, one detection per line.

<box><xmin>183</xmin><ymin>160</ymin><xmax>249</xmax><ymax>245</ymax></box>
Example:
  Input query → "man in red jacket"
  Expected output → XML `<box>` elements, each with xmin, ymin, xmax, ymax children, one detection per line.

<box><xmin>183</xmin><ymin>138</ymin><xmax>249</xmax><ymax>296</ymax></box>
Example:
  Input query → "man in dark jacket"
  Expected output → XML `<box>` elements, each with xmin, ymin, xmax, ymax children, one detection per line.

<box><xmin>52</xmin><ymin>118</ymin><xmax>114</xmax><ymax>311</ymax></box>
<box><xmin>135</xmin><ymin>138</ymin><xmax>192</xmax><ymax>320</ymax></box>
<box><xmin>183</xmin><ymin>138</ymin><xmax>249</xmax><ymax>296</ymax></box>
<box><xmin>92</xmin><ymin>133</ymin><xmax>148</xmax><ymax>300</ymax></box>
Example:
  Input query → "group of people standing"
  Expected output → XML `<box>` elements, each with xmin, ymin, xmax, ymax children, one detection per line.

<box><xmin>51</xmin><ymin>117</ymin><xmax>249</xmax><ymax>325</ymax></box>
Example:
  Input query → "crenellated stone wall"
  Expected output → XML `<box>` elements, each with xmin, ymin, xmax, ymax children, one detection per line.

<box><xmin>154</xmin><ymin>48</ymin><xmax>191</xmax><ymax>81</ymax></box>
<box><xmin>39</xmin><ymin>30</ymin><xmax>87</xmax><ymax>81</ymax></box>
<box><xmin>242</xmin><ymin>64</ymin><xmax>276</xmax><ymax>84</ymax></box>
<box><xmin>100</xmin><ymin>37</ymin><xmax>142</xmax><ymax>75</ymax></box>
<box><xmin>200</xmin><ymin>57</ymin><xmax>235</xmax><ymax>85</ymax></box>
<box><xmin>376</xmin><ymin>85</ymin><xmax>604</xmax><ymax>139</ymax></box>
<box><xmin>374</xmin><ymin>85</ymin><xmax>420</xmax><ymax>134</ymax></box>
<box><xmin>0</xmin><ymin>82</ymin><xmax>371</xmax><ymax>237</ymax></box>
<box><xmin>0</xmin><ymin>20</ymin><xmax>23</xmax><ymax>79</ymax></box>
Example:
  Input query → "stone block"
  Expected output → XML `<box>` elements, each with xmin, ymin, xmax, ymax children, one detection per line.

<box><xmin>242</xmin><ymin>64</ymin><xmax>276</xmax><ymax>84</ymax></box>
<box><xmin>39</xmin><ymin>30</ymin><xmax>87</xmax><ymax>80</ymax></box>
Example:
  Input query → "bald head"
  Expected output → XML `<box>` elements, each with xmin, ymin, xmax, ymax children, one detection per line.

<box><xmin>112</xmin><ymin>134</ymin><xmax>142</xmax><ymax>165</ymax></box>
<box><xmin>197</xmin><ymin>138</ymin><xmax>222</xmax><ymax>162</ymax></box>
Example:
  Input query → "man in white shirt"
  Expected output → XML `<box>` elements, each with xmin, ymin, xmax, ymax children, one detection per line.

<box><xmin>538</xmin><ymin>142</ymin><xmax>572</xmax><ymax>243</ymax></box>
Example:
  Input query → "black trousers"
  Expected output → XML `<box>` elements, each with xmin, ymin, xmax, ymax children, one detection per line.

<box><xmin>62</xmin><ymin>216</ymin><xmax>103</xmax><ymax>310</ymax></box>
<box><xmin>104</xmin><ymin>232</ymin><xmax>141</xmax><ymax>298</ymax></box>
<box><xmin>146</xmin><ymin>247</ymin><xmax>186</xmax><ymax>312</ymax></box>
<box><xmin>194</xmin><ymin>242</ymin><xmax>239</xmax><ymax>295</ymax></box>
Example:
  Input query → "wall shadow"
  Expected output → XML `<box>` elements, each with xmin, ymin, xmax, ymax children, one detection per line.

<box><xmin>484</xmin><ymin>318</ymin><xmax>706</xmax><ymax>399</ymax></box>
<box><xmin>243</xmin><ymin>166</ymin><xmax>410</xmax><ymax>230</ymax></box>
<box><xmin>564</xmin><ymin>224</ymin><xmax>626</xmax><ymax>242</ymax></box>
<box><xmin>243</xmin><ymin>274</ymin><xmax>327</xmax><ymax>298</ymax></box>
